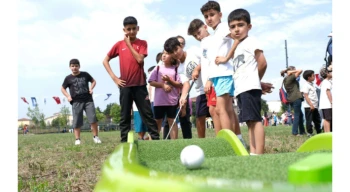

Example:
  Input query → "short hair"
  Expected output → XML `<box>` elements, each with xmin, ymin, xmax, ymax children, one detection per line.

<box><xmin>156</xmin><ymin>52</ymin><xmax>163</xmax><ymax>63</ymax></box>
<box><xmin>69</xmin><ymin>58</ymin><xmax>80</xmax><ymax>66</ymax></box>
<box><xmin>164</xmin><ymin>37</ymin><xmax>181</xmax><ymax>54</ymax></box>
<box><xmin>123</xmin><ymin>16</ymin><xmax>138</xmax><ymax>26</ymax></box>
<box><xmin>188</xmin><ymin>19</ymin><xmax>205</xmax><ymax>36</ymax></box>
<box><xmin>320</xmin><ymin>67</ymin><xmax>328</xmax><ymax>79</ymax></box>
<box><xmin>228</xmin><ymin>8</ymin><xmax>251</xmax><ymax>24</ymax></box>
<box><xmin>302</xmin><ymin>70</ymin><xmax>314</xmax><ymax>81</ymax></box>
<box><xmin>200</xmin><ymin>1</ymin><xmax>220</xmax><ymax>14</ymax></box>
<box><xmin>148</xmin><ymin>66</ymin><xmax>156</xmax><ymax>72</ymax></box>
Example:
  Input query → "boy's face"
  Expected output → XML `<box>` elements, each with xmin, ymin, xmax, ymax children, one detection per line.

<box><xmin>228</xmin><ymin>20</ymin><xmax>252</xmax><ymax>41</ymax></box>
<box><xmin>169</xmin><ymin>46</ymin><xmax>184</xmax><ymax>60</ymax></box>
<box><xmin>309</xmin><ymin>73</ymin><xmax>315</xmax><ymax>81</ymax></box>
<box><xmin>202</xmin><ymin>9</ymin><xmax>222</xmax><ymax>29</ymax></box>
<box><xmin>123</xmin><ymin>24</ymin><xmax>139</xmax><ymax>39</ymax></box>
<box><xmin>70</xmin><ymin>64</ymin><xmax>80</xmax><ymax>74</ymax></box>
<box><xmin>193</xmin><ymin>25</ymin><xmax>210</xmax><ymax>41</ymax></box>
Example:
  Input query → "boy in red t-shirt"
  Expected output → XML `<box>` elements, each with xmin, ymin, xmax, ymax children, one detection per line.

<box><xmin>102</xmin><ymin>16</ymin><xmax>159</xmax><ymax>142</ymax></box>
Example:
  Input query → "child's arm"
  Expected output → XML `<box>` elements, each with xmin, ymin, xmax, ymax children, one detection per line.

<box><xmin>162</xmin><ymin>77</ymin><xmax>182</xmax><ymax>88</ymax></box>
<box><xmin>303</xmin><ymin>92</ymin><xmax>315</xmax><ymax>110</ymax></box>
<box><xmin>215</xmin><ymin>39</ymin><xmax>240</xmax><ymax>65</ymax></box>
<box><xmin>89</xmin><ymin>78</ymin><xmax>96</xmax><ymax>94</ymax></box>
<box><xmin>287</xmin><ymin>69</ymin><xmax>303</xmax><ymax>78</ymax></box>
<box><xmin>103</xmin><ymin>55</ymin><xmax>126</xmax><ymax>87</ymax></box>
<box><xmin>326</xmin><ymin>89</ymin><xmax>332</xmax><ymax>105</ymax></box>
<box><xmin>149</xmin><ymin>81</ymin><xmax>172</xmax><ymax>93</ymax></box>
<box><xmin>255</xmin><ymin>50</ymin><xmax>267</xmax><ymax>80</ymax></box>
<box><xmin>179</xmin><ymin>81</ymin><xmax>190</xmax><ymax>106</ymax></box>
<box><xmin>61</xmin><ymin>86</ymin><xmax>72</xmax><ymax>102</ymax></box>
<box><xmin>192</xmin><ymin>64</ymin><xmax>201</xmax><ymax>80</ymax></box>
<box><xmin>124</xmin><ymin>35</ymin><xmax>145</xmax><ymax>64</ymax></box>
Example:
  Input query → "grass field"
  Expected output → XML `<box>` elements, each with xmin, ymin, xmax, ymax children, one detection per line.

<box><xmin>18</xmin><ymin>125</ymin><xmax>312</xmax><ymax>191</ymax></box>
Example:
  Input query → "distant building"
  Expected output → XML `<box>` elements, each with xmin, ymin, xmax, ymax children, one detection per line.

<box><xmin>17</xmin><ymin>118</ymin><xmax>33</xmax><ymax>128</ymax></box>
<box><xmin>45</xmin><ymin>112</ymin><xmax>73</xmax><ymax>126</ymax></box>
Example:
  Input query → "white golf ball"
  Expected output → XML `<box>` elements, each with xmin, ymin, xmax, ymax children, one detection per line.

<box><xmin>180</xmin><ymin>145</ymin><xmax>205</xmax><ymax>169</ymax></box>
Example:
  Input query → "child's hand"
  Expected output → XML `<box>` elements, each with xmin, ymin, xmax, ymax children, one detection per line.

<box><xmin>215</xmin><ymin>56</ymin><xmax>228</xmax><ymax>65</ymax></box>
<box><xmin>261</xmin><ymin>82</ymin><xmax>274</xmax><ymax>95</ymax></box>
<box><xmin>112</xmin><ymin>76</ymin><xmax>126</xmax><ymax>88</ymax></box>
<box><xmin>192</xmin><ymin>69</ymin><xmax>199</xmax><ymax>80</ymax></box>
<box><xmin>204</xmin><ymin>80</ymin><xmax>213</xmax><ymax>94</ymax></box>
<box><xmin>89</xmin><ymin>89</ymin><xmax>93</xmax><ymax>94</ymax></box>
<box><xmin>163</xmin><ymin>83</ymin><xmax>172</xmax><ymax>92</ymax></box>
<box><xmin>67</xmin><ymin>96</ymin><xmax>72</xmax><ymax>102</ymax></box>
<box><xmin>162</xmin><ymin>75</ymin><xmax>170</xmax><ymax>81</ymax></box>
<box><xmin>124</xmin><ymin>34</ymin><xmax>131</xmax><ymax>45</ymax></box>
<box><xmin>179</xmin><ymin>96</ymin><xmax>187</xmax><ymax>107</ymax></box>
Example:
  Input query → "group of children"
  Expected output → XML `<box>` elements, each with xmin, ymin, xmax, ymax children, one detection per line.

<box><xmin>61</xmin><ymin>1</ymin><xmax>274</xmax><ymax>155</ymax></box>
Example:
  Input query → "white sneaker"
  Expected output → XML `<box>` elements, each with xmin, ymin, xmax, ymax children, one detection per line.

<box><xmin>75</xmin><ymin>140</ymin><xmax>81</xmax><ymax>145</ymax></box>
<box><xmin>93</xmin><ymin>136</ymin><xmax>102</xmax><ymax>144</ymax></box>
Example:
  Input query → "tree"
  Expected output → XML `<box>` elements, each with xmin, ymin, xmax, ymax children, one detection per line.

<box><xmin>103</xmin><ymin>103</ymin><xmax>114</xmax><ymax>118</ymax></box>
<box><xmin>58</xmin><ymin>105</ymin><xmax>71</xmax><ymax>128</ymax></box>
<box><xmin>261</xmin><ymin>99</ymin><xmax>269</xmax><ymax>115</ymax></box>
<box><xmin>110</xmin><ymin>103</ymin><xmax>121</xmax><ymax>124</ymax></box>
<box><xmin>51</xmin><ymin>117</ymin><xmax>60</xmax><ymax>127</ymax></box>
<box><xmin>27</xmin><ymin>105</ymin><xmax>46</xmax><ymax>129</ymax></box>
<box><xmin>96</xmin><ymin>108</ymin><xmax>106</xmax><ymax>122</ymax></box>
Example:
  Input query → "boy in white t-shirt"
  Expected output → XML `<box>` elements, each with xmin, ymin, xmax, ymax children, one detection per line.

<box><xmin>164</xmin><ymin>37</ymin><xmax>210</xmax><ymax>138</ymax></box>
<box><xmin>319</xmin><ymin>67</ymin><xmax>332</xmax><ymax>132</ymax></box>
<box><xmin>301</xmin><ymin>70</ymin><xmax>322</xmax><ymax>136</ymax></box>
<box><xmin>223</xmin><ymin>8</ymin><xmax>267</xmax><ymax>155</ymax></box>
<box><xmin>200</xmin><ymin>1</ymin><xmax>240</xmax><ymax>138</ymax></box>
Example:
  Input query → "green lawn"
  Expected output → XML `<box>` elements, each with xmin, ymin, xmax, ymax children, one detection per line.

<box><xmin>18</xmin><ymin>125</ymin><xmax>313</xmax><ymax>191</ymax></box>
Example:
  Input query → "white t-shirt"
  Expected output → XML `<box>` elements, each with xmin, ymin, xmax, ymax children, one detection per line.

<box><xmin>206</xmin><ymin>22</ymin><xmax>234</xmax><ymax>78</ymax></box>
<box><xmin>231</xmin><ymin>36</ymin><xmax>262</xmax><ymax>96</ymax></box>
<box><xmin>200</xmin><ymin>36</ymin><xmax>212</xmax><ymax>85</ymax></box>
<box><xmin>177</xmin><ymin>46</ymin><xmax>205</xmax><ymax>96</ymax></box>
<box><xmin>301</xmin><ymin>82</ymin><xmax>319</xmax><ymax>108</ymax></box>
<box><xmin>319</xmin><ymin>79</ymin><xmax>332</xmax><ymax>109</ymax></box>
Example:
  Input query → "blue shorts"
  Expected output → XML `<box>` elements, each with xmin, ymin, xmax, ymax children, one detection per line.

<box><xmin>210</xmin><ymin>76</ymin><xmax>234</xmax><ymax>97</ymax></box>
<box><xmin>133</xmin><ymin>111</ymin><xmax>147</xmax><ymax>133</ymax></box>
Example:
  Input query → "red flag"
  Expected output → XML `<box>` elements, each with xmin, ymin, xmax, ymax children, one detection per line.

<box><xmin>21</xmin><ymin>97</ymin><xmax>29</xmax><ymax>104</ymax></box>
<box><xmin>315</xmin><ymin>74</ymin><xmax>322</xmax><ymax>86</ymax></box>
<box><xmin>53</xmin><ymin>96</ymin><xmax>61</xmax><ymax>104</ymax></box>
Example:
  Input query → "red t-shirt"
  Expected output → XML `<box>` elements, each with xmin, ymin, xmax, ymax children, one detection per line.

<box><xmin>107</xmin><ymin>39</ymin><xmax>148</xmax><ymax>87</ymax></box>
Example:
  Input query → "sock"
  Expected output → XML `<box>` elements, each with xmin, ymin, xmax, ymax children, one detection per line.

<box><xmin>94</xmin><ymin>136</ymin><xmax>98</xmax><ymax>138</ymax></box>
<box><xmin>76</xmin><ymin>138</ymin><xmax>80</xmax><ymax>140</ymax></box>
<box><xmin>250</xmin><ymin>153</ymin><xmax>257</xmax><ymax>156</ymax></box>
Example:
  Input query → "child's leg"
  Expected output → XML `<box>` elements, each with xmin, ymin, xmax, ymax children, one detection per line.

<box><xmin>196</xmin><ymin>94</ymin><xmax>210</xmax><ymax>138</ymax></box>
<box><xmin>323</xmin><ymin>119</ymin><xmax>330</xmax><ymax>132</ymax></box>
<box><xmin>247</xmin><ymin>120</ymin><xmax>265</xmax><ymax>154</ymax></box>
<box><xmin>167</xmin><ymin>118</ymin><xmax>178</xmax><ymax>139</ymax></box>
<box><xmin>155</xmin><ymin>119</ymin><xmax>163</xmax><ymax>133</ymax></box>
<box><xmin>322</xmin><ymin>109</ymin><xmax>332</xmax><ymax>132</ymax></box>
<box><xmin>209</xmin><ymin>106</ymin><xmax>221</xmax><ymax>134</ymax></box>
<box><xmin>153</xmin><ymin>106</ymin><xmax>164</xmax><ymax>134</ymax></box>
<box><xmin>313</xmin><ymin>109</ymin><xmax>322</xmax><ymax>134</ymax></box>
<box><xmin>72</xmin><ymin>102</ymin><xmax>84</xmax><ymax>140</ymax></box>
<box><xmin>133</xmin><ymin>110</ymin><xmax>143</xmax><ymax>139</ymax></box>
<box><xmin>85</xmin><ymin>102</ymin><xmax>99</xmax><ymax>137</ymax></box>
<box><xmin>248</xmin><ymin>126</ymin><xmax>255</xmax><ymax>154</ymax></box>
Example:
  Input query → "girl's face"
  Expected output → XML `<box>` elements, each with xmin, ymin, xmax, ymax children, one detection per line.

<box><xmin>162</xmin><ymin>51</ymin><xmax>173</xmax><ymax>64</ymax></box>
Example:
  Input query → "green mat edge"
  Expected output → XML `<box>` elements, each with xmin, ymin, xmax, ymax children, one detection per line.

<box><xmin>94</xmin><ymin>131</ymin><xmax>332</xmax><ymax>192</ymax></box>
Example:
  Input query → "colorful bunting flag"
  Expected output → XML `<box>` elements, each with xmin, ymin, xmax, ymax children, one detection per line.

<box><xmin>104</xmin><ymin>94</ymin><xmax>112</xmax><ymax>101</ymax></box>
<box><xmin>31</xmin><ymin>97</ymin><xmax>37</xmax><ymax>107</ymax></box>
<box><xmin>53</xmin><ymin>96</ymin><xmax>61</xmax><ymax>104</ymax></box>
<box><xmin>21</xmin><ymin>97</ymin><xmax>29</xmax><ymax>104</ymax></box>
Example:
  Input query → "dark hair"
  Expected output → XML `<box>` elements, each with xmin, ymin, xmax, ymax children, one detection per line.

<box><xmin>228</xmin><ymin>8</ymin><xmax>251</xmax><ymax>24</ymax></box>
<box><xmin>200</xmin><ymin>1</ymin><xmax>220</xmax><ymax>14</ymax></box>
<box><xmin>320</xmin><ymin>67</ymin><xmax>328</xmax><ymax>79</ymax></box>
<box><xmin>148</xmin><ymin>66</ymin><xmax>156</xmax><ymax>72</ymax></box>
<box><xmin>302</xmin><ymin>70</ymin><xmax>314</xmax><ymax>81</ymax></box>
<box><xmin>69</xmin><ymin>58</ymin><xmax>80</xmax><ymax>66</ymax></box>
<box><xmin>164</xmin><ymin>37</ymin><xmax>181</xmax><ymax>54</ymax></box>
<box><xmin>123</xmin><ymin>16</ymin><xmax>138</xmax><ymax>26</ymax></box>
<box><xmin>156</xmin><ymin>52</ymin><xmax>163</xmax><ymax>63</ymax></box>
<box><xmin>188</xmin><ymin>19</ymin><xmax>205</xmax><ymax>35</ymax></box>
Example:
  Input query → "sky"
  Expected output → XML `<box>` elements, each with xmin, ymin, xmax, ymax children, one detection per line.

<box><xmin>17</xmin><ymin>0</ymin><xmax>332</xmax><ymax>119</ymax></box>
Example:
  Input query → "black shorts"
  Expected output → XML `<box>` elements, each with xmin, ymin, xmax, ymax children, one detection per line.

<box><xmin>196</xmin><ymin>94</ymin><xmax>210</xmax><ymax>118</ymax></box>
<box><xmin>154</xmin><ymin>105</ymin><xmax>178</xmax><ymax>119</ymax></box>
<box><xmin>322</xmin><ymin>108</ymin><xmax>332</xmax><ymax>121</ymax></box>
<box><xmin>237</xmin><ymin>89</ymin><xmax>262</xmax><ymax>123</ymax></box>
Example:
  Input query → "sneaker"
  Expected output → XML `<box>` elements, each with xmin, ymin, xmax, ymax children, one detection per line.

<box><xmin>75</xmin><ymin>140</ymin><xmax>81</xmax><ymax>145</ymax></box>
<box><xmin>93</xmin><ymin>136</ymin><xmax>102</xmax><ymax>144</ymax></box>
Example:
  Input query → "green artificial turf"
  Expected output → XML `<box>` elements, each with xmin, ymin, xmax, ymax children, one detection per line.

<box><xmin>137</xmin><ymin>139</ymin><xmax>331</xmax><ymax>183</ymax></box>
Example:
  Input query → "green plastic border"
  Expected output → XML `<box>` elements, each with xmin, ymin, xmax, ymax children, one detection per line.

<box><xmin>297</xmin><ymin>133</ymin><xmax>332</xmax><ymax>152</ymax></box>
<box><xmin>216</xmin><ymin>129</ymin><xmax>249</xmax><ymax>156</ymax></box>
<box><xmin>94</xmin><ymin>131</ymin><xmax>332</xmax><ymax>192</ymax></box>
